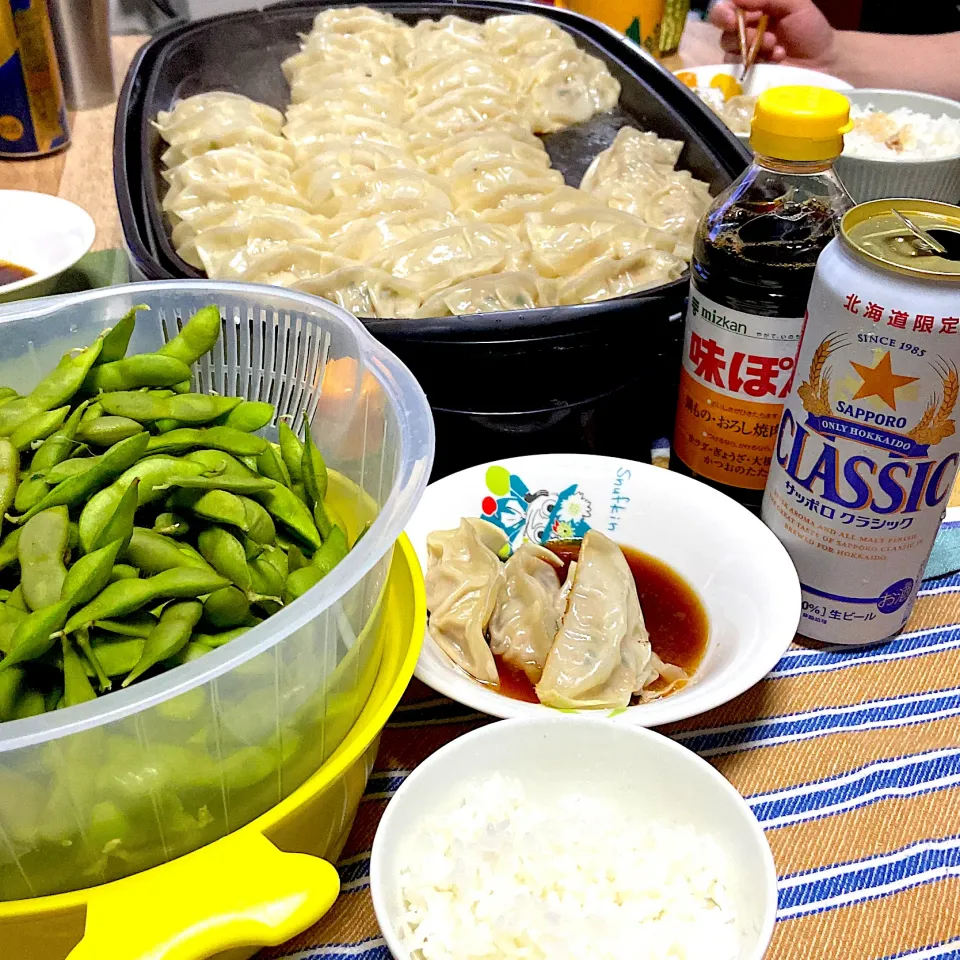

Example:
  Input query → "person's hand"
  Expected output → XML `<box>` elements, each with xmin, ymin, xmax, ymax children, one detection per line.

<box><xmin>709</xmin><ymin>0</ymin><xmax>839</xmax><ymax>71</ymax></box>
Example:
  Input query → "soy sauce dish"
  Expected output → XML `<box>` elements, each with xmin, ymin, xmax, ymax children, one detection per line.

<box><xmin>371</xmin><ymin>718</ymin><xmax>777</xmax><ymax>960</ymax></box>
<box><xmin>405</xmin><ymin>454</ymin><xmax>801</xmax><ymax>726</ymax></box>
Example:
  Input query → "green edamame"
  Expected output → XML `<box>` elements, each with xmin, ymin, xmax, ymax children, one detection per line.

<box><xmin>45</xmin><ymin>455</ymin><xmax>99</xmax><ymax>485</ymax></box>
<box><xmin>99</xmin><ymin>392</ymin><xmax>241</xmax><ymax>425</ymax></box>
<box><xmin>278</xmin><ymin>421</ymin><xmax>304</xmax><ymax>483</ymax></box>
<box><xmin>125</xmin><ymin>528</ymin><xmax>213</xmax><ymax>576</ymax></box>
<box><xmin>197</xmin><ymin>527</ymin><xmax>252</xmax><ymax>594</ymax></box>
<box><xmin>63</xmin><ymin>567</ymin><xmax>229</xmax><ymax>633</ymax></box>
<box><xmin>192</xmin><ymin>626</ymin><xmax>250</xmax><ymax>648</ymax></box>
<box><xmin>89</xmin><ymin>478</ymin><xmax>139</xmax><ymax>553</ymax></box>
<box><xmin>0</xmin><ymin>666</ymin><xmax>24</xmax><ymax>721</ymax></box>
<box><xmin>74</xmin><ymin>627</ymin><xmax>110</xmax><ymax>692</ymax></box>
<box><xmin>312</xmin><ymin>525</ymin><xmax>348</xmax><ymax>578</ymax></box>
<box><xmin>301</xmin><ymin>420</ymin><xmax>328</xmax><ymax>505</ymax></box>
<box><xmin>94</xmin><ymin>612</ymin><xmax>157</xmax><ymax>639</ymax></box>
<box><xmin>18</xmin><ymin>507</ymin><xmax>70</xmax><ymax>610</ymax></box>
<box><xmin>77</xmin><ymin>416</ymin><xmax>145</xmax><ymax>447</ymax></box>
<box><xmin>16</xmin><ymin>401</ymin><xmax>92</xmax><ymax>511</ymax></box>
<box><xmin>254</xmin><ymin>481</ymin><xmax>322</xmax><ymax>550</ymax></box>
<box><xmin>249</xmin><ymin>555</ymin><xmax>283</xmax><ymax>601</ymax></box>
<box><xmin>9</xmin><ymin>405</ymin><xmax>69</xmax><ymax>452</ymax></box>
<box><xmin>168</xmin><ymin>488</ymin><xmax>249</xmax><ymax>532</ymax></box>
<box><xmin>215</xmin><ymin>400</ymin><xmax>273</xmax><ymax>432</ymax></box>
<box><xmin>284</xmin><ymin>565</ymin><xmax>323</xmax><ymax>603</ymax></box>
<box><xmin>145</xmin><ymin>426</ymin><xmax>266</xmax><ymax>458</ymax></box>
<box><xmin>109</xmin><ymin>564</ymin><xmax>139</xmax><ymax>582</ymax></box>
<box><xmin>13</xmin><ymin>688</ymin><xmax>45</xmax><ymax>719</ymax></box>
<box><xmin>287</xmin><ymin>544</ymin><xmax>308</xmax><ymax>573</ymax></box>
<box><xmin>5</xmin><ymin>585</ymin><xmax>26</xmax><ymax>611</ymax></box>
<box><xmin>84</xmin><ymin>355</ymin><xmax>192</xmax><ymax>394</ymax></box>
<box><xmin>11</xmin><ymin>432</ymin><xmax>149</xmax><ymax>526</ymax></box>
<box><xmin>158</xmin><ymin>305</ymin><xmax>222</xmax><ymax>365</ymax></box>
<box><xmin>0</xmin><ymin>440</ymin><xmax>16</xmax><ymax>540</ymax></box>
<box><xmin>87</xmin><ymin>634</ymin><xmax>144</xmax><ymax>676</ymax></box>
<box><xmin>256</xmin><ymin>443</ymin><xmax>290</xmax><ymax>487</ymax></box>
<box><xmin>260</xmin><ymin>544</ymin><xmax>288</xmax><ymax>582</ymax></box>
<box><xmin>152</xmin><ymin>512</ymin><xmax>189</xmax><ymax>538</ymax></box>
<box><xmin>62</xmin><ymin>636</ymin><xmax>97</xmax><ymax>705</ymax></box>
<box><xmin>123</xmin><ymin>600</ymin><xmax>203</xmax><ymax>687</ymax></box>
<box><xmin>241</xmin><ymin>498</ymin><xmax>275</xmax><ymax>545</ymax></box>
<box><xmin>0</xmin><ymin>339</ymin><xmax>103</xmax><ymax>436</ymax></box>
<box><xmin>60</xmin><ymin>539</ymin><xmax>124</xmax><ymax>612</ymax></box>
<box><xmin>97</xmin><ymin>305</ymin><xmax>146</xmax><ymax>365</ymax></box>
<box><xmin>0</xmin><ymin>600</ymin><xmax>72</xmax><ymax>672</ymax></box>
<box><xmin>202</xmin><ymin>587</ymin><xmax>251</xmax><ymax>630</ymax></box>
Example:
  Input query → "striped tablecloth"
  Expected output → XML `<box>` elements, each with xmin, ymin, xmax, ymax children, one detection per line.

<box><xmin>265</xmin><ymin>519</ymin><xmax>960</xmax><ymax>960</ymax></box>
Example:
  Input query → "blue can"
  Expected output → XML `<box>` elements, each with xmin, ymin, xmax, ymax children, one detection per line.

<box><xmin>0</xmin><ymin>0</ymin><xmax>69</xmax><ymax>157</ymax></box>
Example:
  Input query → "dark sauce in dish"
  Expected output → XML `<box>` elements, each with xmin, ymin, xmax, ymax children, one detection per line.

<box><xmin>0</xmin><ymin>261</ymin><xmax>34</xmax><ymax>286</ymax></box>
<box><xmin>494</xmin><ymin>540</ymin><xmax>709</xmax><ymax>703</ymax></box>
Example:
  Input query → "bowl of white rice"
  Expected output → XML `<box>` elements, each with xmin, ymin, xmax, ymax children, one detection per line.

<box><xmin>371</xmin><ymin>717</ymin><xmax>777</xmax><ymax>960</ymax></box>
<box><xmin>835</xmin><ymin>89</ymin><xmax>960</xmax><ymax>203</ymax></box>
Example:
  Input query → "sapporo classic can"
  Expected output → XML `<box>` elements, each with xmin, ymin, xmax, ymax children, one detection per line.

<box><xmin>0</xmin><ymin>0</ymin><xmax>69</xmax><ymax>157</ymax></box>
<box><xmin>762</xmin><ymin>199</ymin><xmax>960</xmax><ymax>645</ymax></box>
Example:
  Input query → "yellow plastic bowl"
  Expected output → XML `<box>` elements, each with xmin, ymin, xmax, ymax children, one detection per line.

<box><xmin>0</xmin><ymin>535</ymin><xmax>425</xmax><ymax>960</ymax></box>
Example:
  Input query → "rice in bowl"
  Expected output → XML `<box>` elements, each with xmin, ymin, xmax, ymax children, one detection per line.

<box><xmin>845</xmin><ymin>104</ymin><xmax>960</xmax><ymax>161</ymax></box>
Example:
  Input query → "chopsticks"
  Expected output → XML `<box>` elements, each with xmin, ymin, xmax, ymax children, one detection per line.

<box><xmin>736</xmin><ymin>8</ymin><xmax>768</xmax><ymax>85</ymax></box>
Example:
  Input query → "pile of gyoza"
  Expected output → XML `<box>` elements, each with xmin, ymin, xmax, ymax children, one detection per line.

<box><xmin>425</xmin><ymin>521</ymin><xmax>688</xmax><ymax>709</ymax></box>
<box><xmin>156</xmin><ymin>7</ymin><xmax>711</xmax><ymax>319</ymax></box>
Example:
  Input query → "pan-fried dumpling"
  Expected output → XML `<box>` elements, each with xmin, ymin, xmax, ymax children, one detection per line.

<box><xmin>313</xmin><ymin>167</ymin><xmax>452</xmax><ymax>218</ymax></box>
<box><xmin>489</xmin><ymin>543</ymin><xmax>564</xmax><ymax>685</ymax></box>
<box><xmin>283</xmin><ymin>114</ymin><xmax>409</xmax><ymax>151</ymax></box>
<box><xmin>409</xmin><ymin>123</ymin><xmax>542</xmax><ymax>163</ymax></box>
<box><xmin>406</xmin><ymin>55</ymin><xmax>516</xmax><ymax>111</ymax></box>
<box><xmin>580</xmin><ymin>127</ymin><xmax>685</xmax><ymax>191</ymax></box>
<box><xmin>154</xmin><ymin>93</ymin><xmax>284</xmax><ymax>139</ymax></box>
<box><xmin>556</xmin><ymin>248</ymin><xmax>686</xmax><ymax>304</ymax></box>
<box><xmin>449</xmin><ymin>159</ymin><xmax>563</xmax><ymax>207</ymax></box>
<box><xmin>294</xmin><ymin>266</ymin><xmax>421</xmax><ymax>319</ymax></box>
<box><xmin>226</xmin><ymin>245</ymin><xmax>348</xmax><ymax>286</ymax></box>
<box><xmin>170</xmin><ymin>201</ymin><xmax>319</xmax><ymax>249</ymax></box>
<box><xmin>162</xmin><ymin>179</ymin><xmax>312</xmax><ymax>222</ymax></box>
<box><xmin>424</xmin><ymin>519</ymin><xmax>508</xmax><ymax>685</ymax></box>
<box><xmin>522</xmin><ymin>50</ymin><xmax>621</xmax><ymax>133</ymax></box>
<box><xmin>184</xmin><ymin>217</ymin><xmax>327</xmax><ymax>276</ymax></box>
<box><xmin>536</xmin><ymin>530</ymin><xmax>653</xmax><ymax>710</ymax></box>
<box><xmin>404</xmin><ymin>88</ymin><xmax>522</xmax><ymax>137</ymax></box>
<box><xmin>483</xmin><ymin>14</ymin><xmax>577</xmax><ymax>58</ymax></box>
<box><xmin>285</xmin><ymin>92</ymin><xmax>402</xmax><ymax>125</ymax></box>
<box><xmin>420</xmin><ymin>135</ymin><xmax>550</xmax><ymax>178</ymax></box>
<box><xmin>160</xmin><ymin>126</ymin><xmax>295</xmax><ymax>168</ymax></box>
<box><xmin>415</xmin><ymin>272</ymin><xmax>543</xmax><ymax>318</ymax></box>
<box><xmin>523</xmin><ymin>206</ymin><xmax>677</xmax><ymax>278</ymax></box>
<box><xmin>331</xmin><ymin>207</ymin><xmax>460</xmax><ymax>261</ymax></box>
<box><xmin>162</xmin><ymin>147</ymin><xmax>295</xmax><ymax>190</ymax></box>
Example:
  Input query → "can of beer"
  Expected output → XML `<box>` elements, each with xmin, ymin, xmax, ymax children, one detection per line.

<box><xmin>0</xmin><ymin>0</ymin><xmax>69</xmax><ymax>157</ymax></box>
<box><xmin>762</xmin><ymin>199</ymin><xmax>960</xmax><ymax>645</ymax></box>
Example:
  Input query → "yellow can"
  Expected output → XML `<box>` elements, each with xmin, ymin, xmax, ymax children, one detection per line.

<box><xmin>0</xmin><ymin>0</ymin><xmax>69</xmax><ymax>157</ymax></box>
<box><xmin>565</xmin><ymin>0</ymin><xmax>666</xmax><ymax>54</ymax></box>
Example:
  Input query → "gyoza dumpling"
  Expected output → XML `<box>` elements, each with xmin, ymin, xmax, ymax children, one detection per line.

<box><xmin>154</xmin><ymin>93</ymin><xmax>284</xmax><ymax>139</ymax></box>
<box><xmin>416</xmin><ymin>272</ymin><xmax>544</xmax><ymax>318</ymax></box>
<box><xmin>424</xmin><ymin>519</ymin><xmax>509</xmax><ymax>685</ymax></box>
<box><xmin>522</xmin><ymin>49</ymin><xmax>621</xmax><ymax>133</ymax></box>
<box><xmin>536</xmin><ymin>530</ymin><xmax>653</xmax><ymax>710</ymax></box>
<box><xmin>226</xmin><ymin>245</ymin><xmax>349</xmax><ymax>286</ymax></box>
<box><xmin>580</xmin><ymin>127</ymin><xmax>685</xmax><ymax>191</ymax></box>
<box><xmin>314</xmin><ymin>167</ymin><xmax>452</xmax><ymax>218</ymax></box>
<box><xmin>556</xmin><ymin>248</ymin><xmax>686</xmax><ymax>304</ymax></box>
<box><xmin>405</xmin><ymin>55</ymin><xmax>517</xmax><ymax>112</ymax></box>
<box><xmin>294</xmin><ymin>266</ymin><xmax>421</xmax><ymax>319</ymax></box>
<box><xmin>448</xmin><ymin>158</ymin><xmax>563</xmax><ymax>208</ymax></box>
<box><xmin>331</xmin><ymin>206</ymin><xmax>460</xmax><ymax>261</ymax></box>
<box><xmin>418</xmin><ymin>132</ymin><xmax>550</xmax><ymax>177</ymax></box>
<box><xmin>161</xmin><ymin>179</ymin><xmax>311</xmax><ymax>222</ymax></box>
<box><xmin>483</xmin><ymin>14</ymin><xmax>577</xmax><ymax>58</ymax></box>
<box><xmin>160</xmin><ymin>126</ymin><xmax>295</xmax><ymax>168</ymax></box>
<box><xmin>187</xmin><ymin>220</ymin><xmax>327</xmax><ymax>277</ymax></box>
<box><xmin>489</xmin><ymin>543</ymin><xmax>564</xmax><ymax>684</ymax></box>
<box><xmin>404</xmin><ymin>88</ymin><xmax>522</xmax><ymax>137</ymax></box>
<box><xmin>162</xmin><ymin>147</ymin><xmax>295</xmax><ymax>190</ymax></box>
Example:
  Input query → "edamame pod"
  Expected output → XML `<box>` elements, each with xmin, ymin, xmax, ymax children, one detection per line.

<box><xmin>45</xmin><ymin>456</ymin><xmax>99</xmax><ymax>485</ymax></box>
<box><xmin>84</xmin><ymin>356</ymin><xmax>192</xmax><ymax>394</ymax></box>
<box><xmin>18</xmin><ymin>507</ymin><xmax>70</xmax><ymax>611</ymax></box>
<box><xmin>0</xmin><ymin>440</ymin><xmax>16</xmax><ymax>541</ymax></box>
<box><xmin>168</xmin><ymin>488</ymin><xmax>249</xmax><ymax>532</ymax></box>
<box><xmin>62</xmin><ymin>636</ymin><xmax>97</xmax><ymax>706</ymax></box>
<box><xmin>93</xmin><ymin>612</ymin><xmax>157</xmax><ymax>639</ymax></box>
<box><xmin>197</xmin><ymin>527</ymin><xmax>252</xmax><ymax>594</ymax></box>
<box><xmin>301</xmin><ymin>420</ymin><xmax>328</xmax><ymax>505</ymax></box>
<box><xmin>97</xmin><ymin>305</ymin><xmax>146</xmax><ymax>365</ymax></box>
<box><xmin>9</xmin><ymin>405</ymin><xmax>69</xmax><ymax>452</ymax></box>
<box><xmin>125</xmin><ymin>528</ymin><xmax>213</xmax><ymax>576</ymax></box>
<box><xmin>77</xmin><ymin>416</ymin><xmax>145</xmax><ymax>447</ymax></box>
<box><xmin>109</xmin><ymin>564</ymin><xmax>140</xmax><ymax>582</ymax></box>
<box><xmin>64</xmin><ymin>567</ymin><xmax>228</xmax><ymax>632</ymax></box>
<box><xmin>278</xmin><ymin>421</ymin><xmax>304</xmax><ymax>483</ymax></box>
<box><xmin>18</xmin><ymin>401</ymin><xmax>92</xmax><ymax>509</ymax></box>
<box><xmin>256</xmin><ymin>443</ymin><xmax>290</xmax><ymax>487</ymax></box>
<box><xmin>0</xmin><ymin>667</ymin><xmax>24</xmax><ymax>721</ymax></box>
<box><xmin>158</xmin><ymin>305</ymin><xmax>221</xmax><ymax>365</ymax></box>
<box><xmin>123</xmin><ymin>600</ymin><xmax>203</xmax><ymax>687</ymax></box>
<box><xmin>215</xmin><ymin>400</ymin><xmax>273</xmax><ymax>432</ymax></box>
<box><xmin>99</xmin><ymin>392</ymin><xmax>241</xmax><ymax>425</ymax></box>
<box><xmin>61</xmin><ymin>539</ymin><xmax>123</xmax><ymax>608</ymax></box>
<box><xmin>202</xmin><ymin>586</ymin><xmax>251</xmax><ymax>630</ymax></box>
<box><xmin>312</xmin><ymin>526</ymin><xmax>348</xmax><ymax>578</ymax></box>
<box><xmin>241</xmin><ymin>498</ymin><xmax>276</xmax><ymax>545</ymax></box>
<box><xmin>74</xmin><ymin>627</ymin><xmax>110</xmax><ymax>692</ymax></box>
<box><xmin>88</xmin><ymin>634</ymin><xmax>145</xmax><ymax>676</ymax></box>
<box><xmin>0</xmin><ymin>339</ymin><xmax>103</xmax><ymax>436</ymax></box>
<box><xmin>145</xmin><ymin>426</ymin><xmax>266</xmax><ymax>457</ymax></box>
<box><xmin>11</xmin><ymin>432</ymin><xmax>149</xmax><ymax>526</ymax></box>
<box><xmin>0</xmin><ymin>600</ymin><xmax>72</xmax><ymax>671</ymax></box>
<box><xmin>253</xmin><ymin>482</ymin><xmax>322</xmax><ymax>550</ymax></box>
<box><xmin>88</xmin><ymin>478</ymin><xmax>140</xmax><ymax>553</ymax></box>
<box><xmin>152</xmin><ymin>512</ymin><xmax>190</xmax><ymax>538</ymax></box>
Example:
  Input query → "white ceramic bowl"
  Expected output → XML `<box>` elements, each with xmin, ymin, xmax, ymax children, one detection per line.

<box><xmin>834</xmin><ymin>89</ymin><xmax>960</xmax><ymax>203</ymax></box>
<box><xmin>675</xmin><ymin>63</ymin><xmax>852</xmax><ymax>139</ymax></box>
<box><xmin>371</xmin><ymin>717</ymin><xmax>777</xmax><ymax>960</ymax></box>
<box><xmin>406</xmin><ymin>454</ymin><xmax>801</xmax><ymax>726</ymax></box>
<box><xmin>0</xmin><ymin>190</ymin><xmax>95</xmax><ymax>303</ymax></box>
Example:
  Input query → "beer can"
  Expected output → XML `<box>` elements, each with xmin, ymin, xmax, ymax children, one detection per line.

<box><xmin>0</xmin><ymin>0</ymin><xmax>69</xmax><ymax>157</ymax></box>
<box><xmin>762</xmin><ymin>199</ymin><xmax>960</xmax><ymax>645</ymax></box>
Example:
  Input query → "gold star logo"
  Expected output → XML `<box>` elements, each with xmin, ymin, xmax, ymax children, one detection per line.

<box><xmin>850</xmin><ymin>351</ymin><xmax>918</xmax><ymax>410</ymax></box>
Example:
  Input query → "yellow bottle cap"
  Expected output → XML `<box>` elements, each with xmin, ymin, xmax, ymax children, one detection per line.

<box><xmin>750</xmin><ymin>85</ymin><xmax>853</xmax><ymax>162</ymax></box>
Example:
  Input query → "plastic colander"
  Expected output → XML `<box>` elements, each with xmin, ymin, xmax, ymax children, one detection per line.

<box><xmin>0</xmin><ymin>282</ymin><xmax>433</xmax><ymax>911</ymax></box>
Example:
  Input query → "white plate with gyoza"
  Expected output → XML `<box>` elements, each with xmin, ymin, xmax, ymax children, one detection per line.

<box><xmin>406</xmin><ymin>454</ymin><xmax>801</xmax><ymax>726</ymax></box>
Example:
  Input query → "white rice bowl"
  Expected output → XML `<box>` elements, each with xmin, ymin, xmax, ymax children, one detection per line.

<box><xmin>845</xmin><ymin>103</ymin><xmax>960</xmax><ymax>160</ymax></box>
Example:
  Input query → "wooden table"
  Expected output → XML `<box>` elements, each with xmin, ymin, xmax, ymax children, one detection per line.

<box><xmin>0</xmin><ymin>20</ymin><xmax>724</xmax><ymax>253</ymax></box>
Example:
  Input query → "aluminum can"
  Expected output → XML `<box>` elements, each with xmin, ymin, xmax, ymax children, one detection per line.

<box><xmin>0</xmin><ymin>0</ymin><xmax>69</xmax><ymax>157</ymax></box>
<box><xmin>762</xmin><ymin>199</ymin><xmax>960</xmax><ymax>645</ymax></box>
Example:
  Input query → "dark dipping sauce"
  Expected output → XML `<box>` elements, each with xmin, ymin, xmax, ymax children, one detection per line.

<box><xmin>0</xmin><ymin>261</ymin><xmax>34</xmax><ymax>286</ymax></box>
<box><xmin>494</xmin><ymin>540</ymin><xmax>710</xmax><ymax>704</ymax></box>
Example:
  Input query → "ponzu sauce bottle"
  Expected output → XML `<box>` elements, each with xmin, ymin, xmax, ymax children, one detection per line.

<box><xmin>672</xmin><ymin>86</ymin><xmax>855</xmax><ymax>511</ymax></box>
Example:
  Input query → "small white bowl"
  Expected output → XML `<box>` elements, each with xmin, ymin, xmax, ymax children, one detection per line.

<box><xmin>675</xmin><ymin>63</ymin><xmax>852</xmax><ymax>139</ymax></box>
<box><xmin>371</xmin><ymin>717</ymin><xmax>777</xmax><ymax>960</ymax></box>
<box><xmin>0</xmin><ymin>190</ymin><xmax>96</xmax><ymax>303</ymax></box>
<box><xmin>835</xmin><ymin>89</ymin><xmax>960</xmax><ymax>203</ymax></box>
<box><xmin>406</xmin><ymin>454</ymin><xmax>801</xmax><ymax>726</ymax></box>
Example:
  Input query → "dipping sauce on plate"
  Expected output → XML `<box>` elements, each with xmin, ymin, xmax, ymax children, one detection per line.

<box><xmin>0</xmin><ymin>261</ymin><xmax>35</xmax><ymax>286</ymax></box>
<box><xmin>494</xmin><ymin>541</ymin><xmax>710</xmax><ymax>703</ymax></box>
